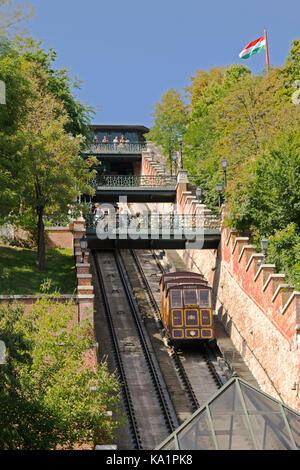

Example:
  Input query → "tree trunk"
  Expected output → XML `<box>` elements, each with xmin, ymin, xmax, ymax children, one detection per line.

<box><xmin>36</xmin><ymin>205</ymin><xmax>46</xmax><ymax>271</ymax></box>
<box><xmin>35</xmin><ymin>175</ymin><xmax>46</xmax><ymax>271</ymax></box>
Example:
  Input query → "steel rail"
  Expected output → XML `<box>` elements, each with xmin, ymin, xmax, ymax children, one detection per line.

<box><xmin>91</xmin><ymin>250</ymin><xmax>142</xmax><ymax>450</ymax></box>
<box><xmin>132</xmin><ymin>249</ymin><xmax>200</xmax><ymax>411</ymax></box>
<box><xmin>114</xmin><ymin>249</ymin><xmax>176</xmax><ymax>435</ymax></box>
<box><xmin>150</xmin><ymin>250</ymin><xmax>224</xmax><ymax>393</ymax></box>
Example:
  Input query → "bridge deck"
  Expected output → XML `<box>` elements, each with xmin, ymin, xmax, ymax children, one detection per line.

<box><xmin>84</xmin><ymin>214</ymin><xmax>221</xmax><ymax>250</ymax></box>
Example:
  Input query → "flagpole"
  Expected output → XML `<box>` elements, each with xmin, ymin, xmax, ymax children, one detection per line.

<box><xmin>264</xmin><ymin>28</ymin><xmax>270</xmax><ymax>74</ymax></box>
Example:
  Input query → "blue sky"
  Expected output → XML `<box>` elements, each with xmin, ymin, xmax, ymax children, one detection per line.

<box><xmin>27</xmin><ymin>0</ymin><xmax>299</xmax><ymax>128</ymax></box>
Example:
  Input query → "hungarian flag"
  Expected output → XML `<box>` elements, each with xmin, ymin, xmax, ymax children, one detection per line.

<box><xmin>239</xmin><ymin>36</ymin><xmax>266</xmax><ymax>59</ymax></box>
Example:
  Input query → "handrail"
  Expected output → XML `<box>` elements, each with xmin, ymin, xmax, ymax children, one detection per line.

<box><xmin>84</xmin><ymin>213</ymin><xmax>221</xmax><ymax>233</ymax></box>
<box><xmin>82</xmin><ymin>142</ymin><xmax>147</xmax><ymax>154</ymax></box>
<box><xmin>89</xmin><ymin>174</ymin><xmax>177</xmax><ymax>189</ymax></box>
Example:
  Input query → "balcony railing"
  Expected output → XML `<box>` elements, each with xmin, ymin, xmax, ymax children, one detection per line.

<box><xmin>89</xmin><ymin>175</ymin><xmax>177</xmax><ymax>190</ymax></box>
<box><xmin>82</xmin><ymin>142</ymin><xmax>147</xmax><ymax>155</ymax></box>
<box><xmin>84</xmin><ymin>213</ymin><xmax>221</xmax><ymax>235</ymax></box>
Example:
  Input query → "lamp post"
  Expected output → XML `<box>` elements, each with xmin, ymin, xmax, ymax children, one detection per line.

<box><xmin>196</xmin><ymin>187</ymin><xmax>202</xmax><ymax>202</ymax></box>
<box><xmin>80</xmin><ymin>235</ymin><xmax>88</xmax><ymax>263</ymax></box>
<box><xmin>172</xmin><ymin>153</ymin><xmax>178</xmax><ymax>175</ymax></box>
<box><xmin>221</xmin><ymin>158</ymin><xmax>228</xmax><ymax>187</ymax></box>
<box><xmin>217</xmin><ymin>182</ymin><xmax>223</xmax><ymax>210</ymax></box>
<box><xmin>259</xmin><ymin>236</ymin><xmax>269</xmax><ymax>265</ymax></box>
<box><xmin>178</xmin><ymin>134</ymin><xmax>183</xmax><ymax>169</ymax></box>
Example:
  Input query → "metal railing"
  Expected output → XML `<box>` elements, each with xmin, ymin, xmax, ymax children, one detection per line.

<box><xmin>89</xmin><ymin>175</ymin><xmax>177</xmax><ymax>190</ymax></box>
<box><xmin>84</xmin><ymin>213</ymin><xmax>221</xmax><ymax>235</ymax></box>
<box><xmin>82</xmin><ymin>142</ymin><xmax>147</xmax><ymax>155</ymax></box>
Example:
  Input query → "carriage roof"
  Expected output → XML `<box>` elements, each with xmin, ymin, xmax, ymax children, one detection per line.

<box><xmin>160</xmin><ymin>271</ymin><xmax>204</xmax><ymax>286</ymax></box>
<box><xmin>165</xmin><ymin>281</ymin><xmax>211</xmax><ymax>296</ymax></box>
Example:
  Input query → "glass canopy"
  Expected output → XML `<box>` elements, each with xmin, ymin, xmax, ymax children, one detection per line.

<box><xmin>156</xmin><ymin>377</ymin><xmax>300</xmax><ymax>450</ymax></box>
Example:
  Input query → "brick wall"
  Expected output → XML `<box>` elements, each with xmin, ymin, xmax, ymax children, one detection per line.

<box><xmin>176</xmin><ymin>226</ymin><xmax>300</xmax><ymax>411</ymax></box>
<box><xmin>140</xmin><ymin>143</ymin><xmax>300</xmax><ymax>410</ymax></box>
<box><xmin>45</xmin><ymin>226</ymin><xmax>74</xmax><ymax>249</ymax></box>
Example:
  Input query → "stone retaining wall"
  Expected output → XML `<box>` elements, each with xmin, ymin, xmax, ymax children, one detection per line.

<box><xmin>176</xmin><ymin>228</ymin><xmax>300</xmax><ymax>411</ymax></box>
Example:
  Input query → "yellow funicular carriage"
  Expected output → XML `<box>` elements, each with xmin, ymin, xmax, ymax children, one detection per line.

<box><xmin>160</xmin><ymin>272</ymin><xmax>214</xmax><ymax>344</ymax></box>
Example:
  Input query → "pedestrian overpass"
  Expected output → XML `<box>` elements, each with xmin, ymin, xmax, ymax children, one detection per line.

<box><xmin>85</xmin><ymin>213</ymin><xmax>221</xmax><ymax>250</ymax></box>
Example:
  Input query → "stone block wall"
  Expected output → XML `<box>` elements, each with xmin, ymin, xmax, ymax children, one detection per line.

<box><xmin>176</xmin><ymin>227</ymin><xmax>300</xmax><ymax>411</ymax></box>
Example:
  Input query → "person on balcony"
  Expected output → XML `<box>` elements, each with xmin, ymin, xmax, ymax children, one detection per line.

<box><xmin>113</xmin><ymin>136</ymin><xmax>119</xmax><ymax>151</ymax></box>
<box><xmin>93</xmin><ymin>135</ymin><xmax>99</xmax><ymax>145</ymax></box>
<box><xmin>120</xmin><ymin>135</ymin><xmax>126</xmax><ymax>145</ymax></box>
<box><xmin>93</xmin><ymin>203</ymin><xmax>101</xmax><ymax>224</ymax></box>
<box><xmin>102</xmin><ymin>135</ymin><xmax>109</xmax><ymax>150</ymax></box>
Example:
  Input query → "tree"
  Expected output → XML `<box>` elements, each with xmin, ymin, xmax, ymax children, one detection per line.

<box><xmin>280</xmin><ymin>38</ymin><xmax>300</xmax><ymax>101</ymax></box>
<box><xmin>0</xmin><ymin>294</ymin><xmax>121</xmax><ymax>449</ymax></box>
<box><xmin>183</xmin><ymin>65</ymin><xmax>251</xmax><ymax>209</ymax></box>
<box><xmin>147</xmin><ymin>88</ymin><xmax>189</xmax><ymax>167</ymax></box>
<box><xmin>226</xmin><ymin>129</ymin><xmax>300</xmax><ymax>235</ymax></box>
<box><xmin>266</xmin><ymin>224</ymin><xmax>300</xmax><ymax>290</ymax></box>
<box><xmin>0</xmin><ymin>0</ymin><xmax>34</xmax><ymax>37</ymax></box>
<box><xmin>14</xmin><ymin>66</ymin><xmax>95</xmax><ymax>270</ymax></box>
<box><xmin>0</xmin><ymin>39</ymin><xmax>97</xmax><ymax>270</ymax></box>
<box><xmin>185</xmin><ymin>66</ymin><xmax>225</xmax><ymax>106</ymax></box>
<box><xmin>12</xmin><ymin>36</ymin><xmax>95</xmax><ymax>138</ymax></box>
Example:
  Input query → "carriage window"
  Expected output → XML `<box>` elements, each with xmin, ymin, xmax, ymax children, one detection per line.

<box><xmin>185</xmin><ymin>309</ymin><xmax>198</xmax><ymax>326</ymax></box>
<box><xmin>183</xmin><ymin>290</ymin><xmax>198</xmax><ymax>305</ymax></box>
<box><xmin>199</xmin><ymin>289</ymin><xmax>210</xmax><ymax>306</ymax></box>
<box><xmin>170</xmin><ymin>290</ymin><xmax>182</xmax><ymax>308</ymax></box>
<box><xmin>172</xmin><ymin>310</ymin><xmax>183</xmax><ymax>326</ymax></box>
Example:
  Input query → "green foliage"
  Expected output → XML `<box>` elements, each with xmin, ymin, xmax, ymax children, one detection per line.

<box><xmin>0</xmin><ymin>0</ymin><xmax>34</xmax><ymax>38</ymax></box>
<box><xmin>0</xmin><ymin>245</ymin><xmax>76</xmax><ymax>295</ymax></box>
<box><xmin>12</xmin><ymin>36</ymin><xmax>95</xmax><ymax>138</ymax></box>
<box><xmin>227</xmin><ymin>129</ymin><xmax>300</xmax><ymax>234</ymax></box>
<box><xmin>0</xmin><ymin>36</ymin><xmax>97</xmax><ymax>269</ymax></box>
<box><xmin>0</xmin><ymin>295</ymin><xmax>121</xmax><ymax>449</ymax></box>
<box><xmin>183</xmin><ymin>64</ymin><xmax>252</xmax><ymax>209</ymax></box>
<box><xmin>267</xmin><ymin>224</ymin><xmax>300</xmax><ymax>289</ymax></box>
<box><xmin>148</xmin><ymin>39</ymin><xmax>300</xmax><ymax>285</ymax></box>
<box><xmin>280</xmin><ymin>38</ymin><xmax>300</xmax><ymax>100</ymax></box>
<box><xmin>147</xmin><ymin>88</ymin><xmax>189</xmax><ymax>160</ymax></box>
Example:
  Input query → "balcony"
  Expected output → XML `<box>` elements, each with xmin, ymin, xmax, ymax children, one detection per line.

<box><xmin>82</xmin><ymin>142</ymin><xmax>147</xmax><ymax>156</ymax></box>
<box><xmin>89</xmin><ymin>175</ymin><xmax>177</xmax><ymax>190</ymax></box>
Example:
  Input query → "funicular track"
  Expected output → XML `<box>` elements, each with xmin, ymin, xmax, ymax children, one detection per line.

<box><xmin>92</xmin><ymin>250</ymin><xmax>176</xmax><ymax>450</ymax></box>
<box><xmin>130</xmin><ymin>249</ymin><xmax>225</xmax><ymax>412</ymax></box>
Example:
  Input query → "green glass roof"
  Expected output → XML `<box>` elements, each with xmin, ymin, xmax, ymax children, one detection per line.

<box><xmin>156</xmin><ymin>377</ymin><xmax>300</xmax><ymax>450</ymax></box>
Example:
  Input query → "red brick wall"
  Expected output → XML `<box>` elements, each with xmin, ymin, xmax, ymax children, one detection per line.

<box><xmin>142</xmin><ymin>146</ymin><xmax>300</xmax><ymax>410</ymax></box>
<box><xmin>45</xmin><ymin>227</ymin><xmax>74</xmax><ymax>249</ymax></box>
<box><xmin>176</xmin><ymin>227</ymin><xmax>300</xmax><ymax>411</ymax></box>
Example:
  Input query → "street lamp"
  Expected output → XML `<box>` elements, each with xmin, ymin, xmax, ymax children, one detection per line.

<box><xmin>217</xmin><ymin>182</ymin><xmax>223</xmax><ymax>210</ymax></box>
<box><xmin>80</xmin><ymin>235</ymin><xmax>88</xmax><ymax>263</ymax></box>
<box><xmin>196</xmin><ymin>187</ymin><xmax>202</xmax><ymax>202</ymax></box>
<box><xmin>172</xmin><ymin>153</ymin><xmax>178</xmax><ymax>175</ymax></box>
<box><xmin>259</xmin><ymin>236</ymin><xmax>269</xmax><ymax>265</ymax></box>
<box><xmin>178</xmin><ymin>134</ymin><xmax>183</xmax><ymax>169</ymax></box>
<box><xmin>221</xmin><ymin>158</ymin><xmax>228</xmax><ymax>187</ymax></box>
